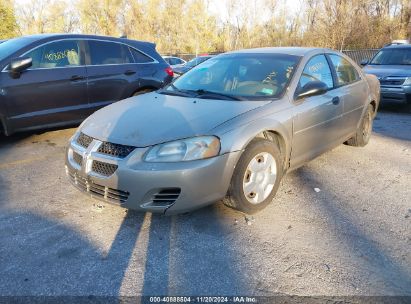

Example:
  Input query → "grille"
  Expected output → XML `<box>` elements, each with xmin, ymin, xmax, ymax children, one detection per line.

<box><xmin>72</xmin><ymin>151</ymin><xmax>83</xmax><ymax>166</ymax></box>
<box><xmin>379</xmin><ymin>78</ymin><xmax>405</xmax><ymax>86</ymax></box>
<box><xmin>67</xmin><ymin>169</ymin><xmax>129</xmax><ymax>204</ymax></box>
<box><xmin>77</xmin><ymin>132</ymin><xmax>93</xmax><ymax>148</ymax></box>
<box><xmin>152</xmin><ymin>188</ymin><xmax>181</xmax><ymax>206</ymax></box>
<box><xmin>92</xmin><ymin>160</ymin><xmax>118</xmax><ymax>177</ymax></box>
<box><xmin>97</xmin><ymin>142</ymin><xmax>135</xmax><ymax>158</ymax></box>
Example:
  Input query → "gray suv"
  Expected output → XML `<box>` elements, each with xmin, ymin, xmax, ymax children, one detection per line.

<box><xmin>362</xmin><ymin>44</ymin><xmax>411</xmax><ymax>104</ymax></box>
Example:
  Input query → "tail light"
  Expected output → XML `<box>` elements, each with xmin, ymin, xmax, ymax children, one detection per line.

<box><xmin>165</xmin><ymin>67</ymin><xmax>174</xmax><ymax>77</ymax></box>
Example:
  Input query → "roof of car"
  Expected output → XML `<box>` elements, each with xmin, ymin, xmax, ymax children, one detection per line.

<box><xmin>383</xmin><ymin>44</ymin><xmax>411</xmax><ymax>49</ymax></box>
<box><xmin>228</xmin><ymin>47</ymin><xmax>331</xmax><ymax>56</ymax></box>
<box><xmin>13</xmin><ymin>33</ymin><xmax>155</xmax><ymax>48</ymax></box>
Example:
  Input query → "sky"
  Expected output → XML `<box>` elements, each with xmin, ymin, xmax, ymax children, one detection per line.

<box><xmin>208</xmin><ymin>0</ymin><xmax>302</xmax><ymax>23</ymax></box>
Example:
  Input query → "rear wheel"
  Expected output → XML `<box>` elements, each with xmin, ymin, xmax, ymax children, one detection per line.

<box><xmin>346</xmin><ymin>104</ymin><xmax>374</xmax><ymax>147</ymax></box>
<box><xmin>223</xmin><ymin>138</ymin><xmax>284</xmax><ymax>214</ymax></box>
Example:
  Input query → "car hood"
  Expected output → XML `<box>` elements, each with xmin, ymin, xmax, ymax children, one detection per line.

<box><xmin>81</xmin><ymin>92</ymin><xmax>270</xmax><ymax>147</ymax></box>
<box><xmin>363</xmin><ymin>65</ymin><xmax>411</xmax><ymax>78</ymax></box>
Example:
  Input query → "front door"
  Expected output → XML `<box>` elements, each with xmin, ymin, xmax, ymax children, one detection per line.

<box><xmin>290</xmin><ymin>54</ymin><xmax>344</xmax><ymax>168</ymax></box>
<box><xmin>3</xmin><ymin>39</ymin><xmax>88</xmax><ymax>131</ymax></box>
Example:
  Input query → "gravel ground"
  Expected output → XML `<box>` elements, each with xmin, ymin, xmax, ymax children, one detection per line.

<box><xmin>0</xmin><ymin>102</ymin><xmax>410</xmax><ymax>297</ymax></box>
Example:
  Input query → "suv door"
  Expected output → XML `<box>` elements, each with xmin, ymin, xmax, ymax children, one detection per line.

<box><xmin>290</xmin><ymin>54</ymin><xmax>344</xmax><ymax>167</ymax></box>
<box><xmin>85</xmin><ymin>40</ymin><xmax>140</xmax><ymax>111</ymax></box>
<box><xmin>328</xmin><ymin>54</ymin><xmax>367</xmax><ymax>136</ymax></box>
<box><xmin>2</xmin><ymin>39</ymin><xmax>88</xmax><ymax>132</ymax></box>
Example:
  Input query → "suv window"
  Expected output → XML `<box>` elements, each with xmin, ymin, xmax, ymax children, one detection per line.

<box><xmin>129</xmin><ymin>48</ymin><xmax>154</xmax><ymax>63</ymax></box>
<box><xmin>329</xmin><ymin>54</ymin><xmax>360</xmax><ymax>86</ymax></box>
<box><xmin>26</xmin><ymin>40</ymin><xmax>81</xmax><ymax>69</ymax></box>
<box><xmin>299</xmin><ymin>55</ymin><xmax>334</xmax><ymax>89</ymax></box>
<box><xmin>88</xmin><ymin>40</ymin><xmax>133</xmax><ymax>65</ymax></box>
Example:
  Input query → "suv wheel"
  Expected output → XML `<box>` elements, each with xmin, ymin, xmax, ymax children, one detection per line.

<box><xmin>223</xmin><ymin>138</ymin><xmax>283</xmax><ymax>214</ymax></box>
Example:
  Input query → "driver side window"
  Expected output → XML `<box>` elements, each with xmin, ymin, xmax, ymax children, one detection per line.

<box><xmin>299</xmin><ymin>55</ymin><xmax>334</xmax><ymax>89</ymax></box>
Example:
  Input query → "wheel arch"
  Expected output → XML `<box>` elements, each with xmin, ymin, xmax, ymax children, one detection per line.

<box><xmin>370</xmin><ymin>99</ymin><xmax>378</xmax><ymax>117</ymax></box>
<box><xmin>131</xmin><ymin>86</ymin><xmax>158</xmax><ymax>96</ymax></box>
<box><xmin>0</xmin><ymin>114</ymin><xmax>10</xmax><ymax>136</ymax></box>
<box><xmin>221</xmin><ymin>123</ymin><xmax>291</xmax><ymax>172</ymax></box>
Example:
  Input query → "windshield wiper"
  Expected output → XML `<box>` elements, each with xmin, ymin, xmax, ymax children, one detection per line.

<box><xmin>190</xmin><ymin>89</ymin><xmax>244</xmax><ymax>101</ymax></box>
<box><xmin>159</xmin><ymin>84</ymin><xmax>193</xmax><ymax>97</ymax></box>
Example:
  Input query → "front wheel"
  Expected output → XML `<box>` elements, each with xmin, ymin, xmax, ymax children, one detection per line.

<box><xmin>346</xmin><ymin>104</ymin><xmax>374</xmax><ymax>147</ymax></box>
<box><xmin>223</xmin><ymin>138</ymin><xmax>284</xmax><ymax>214</ymax></box>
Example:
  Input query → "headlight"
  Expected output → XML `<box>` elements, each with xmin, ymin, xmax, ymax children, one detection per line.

<box><xmin>144</xmin><ymin>136</ymin><xmax>220</xmax><ymax>162</ymax></box>
<box><xmin>403</xmin><ymin>77</ymin><xmax>411</xmax><ymax>86</ymax></box>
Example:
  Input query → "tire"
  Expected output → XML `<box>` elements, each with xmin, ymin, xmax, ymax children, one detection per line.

<box><xmin>132</xmin><ymin>89</ymin><xmax>154</xmax><ymax>96</ymax></box>
<box><xmin>346</xmin><ymin>104</ymin><xmax>374</xmax><ymax>147</ymax></box>
<box><xmin>223</xmin><ymin>138</ymin><xmax>284</xmax><ymax>214</ymax></box>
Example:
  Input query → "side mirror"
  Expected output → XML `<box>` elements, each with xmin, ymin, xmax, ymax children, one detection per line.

<box><xmin>360</xmin><ymin>59</ymin><xmax>368</xmax><ymax>66</ymax></box>
<box><xmin>297</xmin><ymin>81</ymin><xmax>328</xmax><ymax>99</ymax></box>
<box><xmin>9</xmin><ymin>57</ymin><xmax>32</xmax><ymax>79</ymax></box>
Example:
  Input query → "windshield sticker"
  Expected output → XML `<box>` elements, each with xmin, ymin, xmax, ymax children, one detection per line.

<box><xmin>260</xmin><ymin>88</ymin><xmax>274</xmax><ymax>95</ymax></box>
<box><xmin>44</xmin><ymin>49</ymin><xmax>77</xmax><ymax>61</ymax></box>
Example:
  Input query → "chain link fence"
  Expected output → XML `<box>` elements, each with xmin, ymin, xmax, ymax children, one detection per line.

<box><xmin>163</xmin><ymin>49</ymin><xmax>380</xmax><ymax>65</ymax></box>
<box><xmin>342</xmin><ymin>49</ymin><xmax>379</xmax><ymax>64</ymax></box>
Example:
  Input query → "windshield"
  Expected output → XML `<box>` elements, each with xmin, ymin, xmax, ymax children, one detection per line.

<box><xmin>167</xmin><ymin>53</ymin><xmax>300</xmax><ymax>99</ymax></box>
<box><xmin>185</xmin><ymin>56</ymin><xmax>210</xmax><ymax>68</ymax></box>
<box><xmin>0</xmin><ymin>37</ymin><xmax>34</xmax><ymax>62</ymax></box>
<box><xmin>370</xmin><ymin>48</ymin><xmax>411</xmax><ymax>65</ymax></box>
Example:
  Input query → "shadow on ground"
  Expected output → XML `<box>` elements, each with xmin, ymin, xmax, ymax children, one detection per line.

<box><xmin>291</xmin><ymin>167</ymin><xmax>411</xmax><ymax>294</ymax></box>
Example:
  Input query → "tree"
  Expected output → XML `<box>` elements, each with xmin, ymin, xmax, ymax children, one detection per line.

<box><xmin>15</xmin><ymin>0</ymin><xmax>78</xmax><ymax>34</ymax></box>
<box><xmin>0</xmin><ymin>0</ymin><xmax>18</xmax><ymax>39</ymax></box>
<box><xmin>77</xmin><ymin>0</ymin><xmax>125</xmax><ymax>36</ymax></box>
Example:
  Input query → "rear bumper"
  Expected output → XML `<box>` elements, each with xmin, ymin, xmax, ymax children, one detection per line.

<box><xmin>65</xmin><ymin>137</ymin><xmax>241</xmax><ymax>214</ymax></box>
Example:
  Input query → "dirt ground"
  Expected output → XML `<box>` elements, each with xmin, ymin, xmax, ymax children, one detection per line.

<box><xmin>0</xmin><ymin>102</ymin><xmax>410</xmax><ymax>297</ymax></box>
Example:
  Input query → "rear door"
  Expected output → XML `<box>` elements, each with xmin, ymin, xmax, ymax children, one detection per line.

<box><xmin>290</xmin><ymin>54</ymin><xmax>345</xmax><ymax>167</ymax></box>
<box><xmin>327</xmin><ymin>54</ymin><xmax>367</xmax><ymax>136</ymax></box>
<box><xmin>85</xmin><ymin>40</ymin><xmax>140</xmax><ymax>111</ymax></box>
<box><xmin>3</xmin><ymin>39</ymin><xmax>88</xmax><ymax>131</ymax></box>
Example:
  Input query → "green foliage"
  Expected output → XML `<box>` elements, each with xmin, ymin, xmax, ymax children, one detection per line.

<box><xmin>0</xmin><ymin>0</ymin><xmax>18</xmax><ymax>39</ymax></box>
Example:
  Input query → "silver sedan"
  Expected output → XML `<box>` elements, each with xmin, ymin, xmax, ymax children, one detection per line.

<box><xmin>65</xmin><ymin>47</ymin><xmax>380</xmax><ymax>214</ymax></box>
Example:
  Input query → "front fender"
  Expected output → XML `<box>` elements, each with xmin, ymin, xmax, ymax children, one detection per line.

<box><xmin>214</xmin><ymin>116</ymin><xmax>293</xmax><ymax>172</ymax></box>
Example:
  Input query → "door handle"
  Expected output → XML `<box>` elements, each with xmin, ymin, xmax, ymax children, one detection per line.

<box><xmin>332</xmin><ymin>96</ymin><xmax>340</xmax><ymax>105</ymax></box>
<box><xmin>124</xmin><ymin>70</ymin><xmax>136</xmax><ymax>76</ymax></box>
<box><xmin>70</xmin><ymin>75</ymin><xmax>85</xmax><ymax>81</ymax></box>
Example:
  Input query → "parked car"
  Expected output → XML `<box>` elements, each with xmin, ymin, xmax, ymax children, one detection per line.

<box><xmin>361</xmin><ymin>43</ymin><xmax>411</xmax><ymax>104</ymax></box>
<box><xmin>162</xmin><ymin>56</ymin><xmax>186</xmax><ymax>67</ymax></box>
<box><xmin>66</xmin><ymin>47</ymin><xmax>379</xmax><ymax>215</ymax></box>
<box><xmin>0</xmin><ymin>34</ymin><xmax>173</xmax><ymax>136</ymax></box>
<box><xmin>173</xmin><ymin>55</ymin><xmax>213</xmax><ymax>75</ymax></box>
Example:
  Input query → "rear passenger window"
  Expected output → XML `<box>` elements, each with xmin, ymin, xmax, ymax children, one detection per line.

<box><xmin>129</xmin><ymin>48</ymin><xmax>154</xmax><ymax>63</ymax></box>
<box><xmin>88</xmin><ymin>41</ymin><xmax>133</xmax><ymax>65</ymax></box>
<box><xmin>26</xmin><ymin>40</ymin><xmax>81</xmax><ymax>69</ymax></box>
<box><xmin>329</xmin><ymin>54</ymin><xmax>360</xmax><ymax>86</ymax></box>
<box><xmin>299</xmin><ymin>55</ymin><xmax>334</xmax><ymax>89</ymax></box>
<box><xmin>170</xmin><ymin>58</ymin><xmax>180</xmax><ymax>65</ymax></box>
